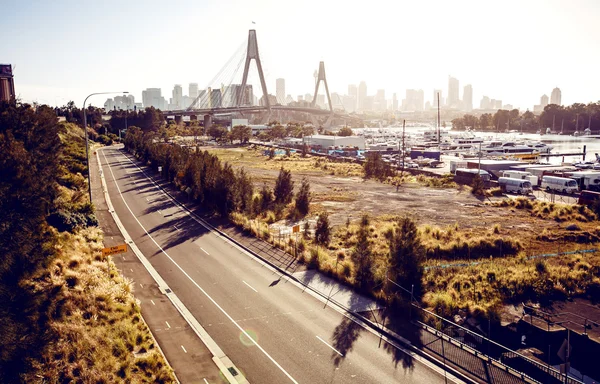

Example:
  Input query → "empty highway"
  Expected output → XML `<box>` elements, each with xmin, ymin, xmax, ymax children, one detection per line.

<box><xmin>98</xmin><ymin>145</ymin><xmax>457</xmax><ymax>384</ymax></box>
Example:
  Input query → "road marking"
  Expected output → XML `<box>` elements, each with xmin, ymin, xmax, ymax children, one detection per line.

<box><xmin>146</xmin><ymin>197</ymin><xmax>152</xmax><ymax>202</ymax></box>
<box><xmin>181</xmin><ymin>345</ymin><xmax>187</xmax><ymax>353</ymax></box>
<box><xmin>173</xmin><ymin>225</ymin><xmax>181</xmax><ymax>232</ymax></box>
<box><xmin>200</xmin><ymin>247</ymin><xmax>209</xmax><ymax>255</ymax></box>
<box><xmin>150</xmin><ymin>300</ymin><xmax>156</xmax><ymax>306</ymax></box>
<box><xmin>130</xmin><ymin>268</ymin><xmax>133</xmax><ymax>272</ymax></box>
<box><xmin>158</xmin><ymin>210</ymin><xmax>163</xmax><ymax>215</ymax></box>
<box><xmin>166</xmin><ymin>321</ymin><xmax>171</xmax><ymax>329</ymax></box>
<box><xmin>103</xmin><ymin>149</ymin><xmax>298</xmax><ymax>384</ymax></box>
<box><xmin>203</xmin><ymin>379</ymin><xmax>209</xmax><ymax>384</ymax></box>
<box><xmin>316</xmin><ymin>335</ymin><xmax>344</xmax><ymax>357</ymax></box>
<box><xmin>243</xmin><ymin>280</ymin><xmax>258</xmax><ymax>293</ymax></box>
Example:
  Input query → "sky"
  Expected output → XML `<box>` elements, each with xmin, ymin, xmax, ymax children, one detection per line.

<box><xmin>2</xmin><ymin>0</ymin><xmax>599</xmax><ymax>110</ymax></box>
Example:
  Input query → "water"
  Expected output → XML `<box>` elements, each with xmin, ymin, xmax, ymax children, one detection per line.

<box><xmin>353</xmin><ymin>126</ymin><xmax>600</xmax><ymax>165</ymax></box>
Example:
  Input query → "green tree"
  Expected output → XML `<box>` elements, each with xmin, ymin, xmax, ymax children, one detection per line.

<box><xmin>479</xmin><ymin>113</ymin><xmax>492</xmax><ymax>129</ymax></box>
<box><xmin>259</xmin><ymin>183</ymin><xmax>273</xmax><ymax>212</ymax></box>
<box><xmin>387</xmin><ymin>216</ymin><xmax>425</xmax><ymax>298</ymax></box>
<box><xmin>231</xmin><ymin>125</ymin><xmax>252</xmax><ymax>143</ymax></box>
<box><xmin>338</xmin><ymin>126</ymin><xmax>353</xmax><ymax>136</ymax></box>
<box><xmin>267</xmin><ymin>124</ymin><xmax>286</xmax><ymax>140</ymax></box>
<box><xmin>208</xmin><ymin>125</ymin><xmax>227</xmax><ymax>141</ymax></box>
<box><xmin>274</xmin><ymin>167</ymin><xmax>294</xmax><ymax>205</ymax></box>
<box><xmin>363</xmin><ymin>152</ymin><xmax>393</xmax><ymax>180</ymax></box>
<box><xmin>234</xmin><ymin>168</ymin><xmax>253</xmax><ymax>213</ymax></box>
<box><xmin>471</xmin><ymin>175</ymin><xmax>485</xmax><ymax>195</ymax></box>
<box><xmin>295</xmin><ymin>177</ymin><xmax>311</xmax><ymax>217</ymax></box>
<box><xmin>352</xmin><ymin>214</ymin><xmax>374</xmax><ymax>290</ymax></box>
<box><xmin>315</xmin><ymin>212</ymin><xmax>331</xmax><ymax>246</ymax></box>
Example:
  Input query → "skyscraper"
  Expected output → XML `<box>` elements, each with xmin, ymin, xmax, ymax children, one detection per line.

<box><xmin>540</xmin><ymin>94</ymin><xmax>549</xmax><ymax>107</ymax></box>
<box><xmin>463</xmin><ymin>85</ymin><xmax>473</xmax><ymax>112</ymax></box>
<box><xmin>550</xmin><ymin>87</ymin><xmax>561</xmax><ymax>105</ymax></box>
<box><xmin>142</xmin><ymin>88</ymin><xmax>166</xmax><ymax>109</ymax></box>
<box><xmin>392</xmin><ymin>93</ymin><xmax>398</xmax><ymax>111</ymax></box>
<box><xmin>447</xmin><ymin>76</ymin><xmax>459</xmax><ymax>108</ymax></box>
<box><xmin>375</xmin><ymin>89</ymin><xmax>386</xmax><ymax>111</ymax></box>
<box><xmin>189</xmin><ymin>83</ymin><xmax>198</xmax><ymax>99</ymax></box>
<box><xmin>276</xmin><ymin>78</ymin><xmax>285</xmax><ymax>105</ymax></box>
<box><xmin>172</xmin><ymin>84</ymin><xmax>183</xmax><ymax>109</ymax></box>
<box><xmin>480</xmin><ymin>96</ymin><xmax>491</xmax><ymax>110</ymax></box>
<box><xmin>0</xmin><ymin>64</ymin><xmax>15</xmax><ymax>102</ymax></box>
<box><xmin>433</xmin><ymin>89</ymin><xmax>443</xmax><ymax>108</ymax></box>
<box><xmin>358</xmin><ymin>81</ymin><xmax>367</xmax><ymax>111</ymax></box>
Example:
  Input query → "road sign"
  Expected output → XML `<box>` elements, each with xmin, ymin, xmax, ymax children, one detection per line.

<box><xmin>102</xmin><ymin>244</ymin><xmax>128</xmax><ymax>256</ymax></box>
<box><xmin>158</xmin><ymin>166</ymin><xmax>162</xmax><ymax>172</ymax></box>
<box><xmin>557</xmin><ymin>339</ymin><xmax>572</xmax><ymax>362</ymax></box>
<box><xmin>293</xmin><ymin>225</ymin><xmax>300</xmax><ymax>233</ymax></box>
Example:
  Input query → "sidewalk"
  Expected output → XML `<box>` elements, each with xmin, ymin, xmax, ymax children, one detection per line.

<box><xmin>90</xmin><ymin>148</ymin><xmax>223</xmax><ymax>384</ymax></box>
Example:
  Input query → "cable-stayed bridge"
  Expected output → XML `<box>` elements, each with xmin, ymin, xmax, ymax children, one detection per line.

<box><xmin>164</xmin><ymin>30</ymin><xmax>361</xmax><ymax>128</ymax></box>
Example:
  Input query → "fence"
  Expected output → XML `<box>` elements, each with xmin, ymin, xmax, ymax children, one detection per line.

<box><xmin>531</xmin><ymin>189</ymin><xmax>579</xmax><ymax>205</ymax></box>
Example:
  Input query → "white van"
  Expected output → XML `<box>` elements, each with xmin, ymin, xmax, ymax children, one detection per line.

<box><xmin>498</xmin><ymin>177</ymin><xmax>533</xmax><ymax>195</ymax></box>
<box><xmin>541</xmin><ymin>176</ymin><xmax>579</xmax><ymax>194</ymax></box>
<box><xmin>502</xmin><ymin>170</ymin><xmax>539</xmax><ymax>186</ymax></box>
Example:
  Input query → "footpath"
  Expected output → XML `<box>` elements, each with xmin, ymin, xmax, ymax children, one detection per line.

<box><xmin>90</xmin><ymin>148</ymin><xmax>224</xmax><ymax>384</ymax></box>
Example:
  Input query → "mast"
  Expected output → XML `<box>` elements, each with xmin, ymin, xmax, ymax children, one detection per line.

<box><xmin>552</xmin><ymin>114</ymin><xmax>555</xmax><ymax>132</ymax></box>
<box><xmin>437</xmin><ymin>92</ymin><xmax>441</xmax><ymax>143</ymax></box>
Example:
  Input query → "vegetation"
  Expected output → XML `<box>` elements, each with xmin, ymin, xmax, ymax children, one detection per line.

<box><xmin>0</xmin><ymin>101</ymin><xmax>174</xmax><ymax>382</ymax></box>
<box><xmin>274</xmin><ymin>167</ymin><xmax>294</xmax><ymax>206</ymax></box>
<box><xmin>315</xmin><ymin>212</ymin><xmax>331</xmax><ymax>246</ymax></box>
<box><xmin>363</xmin><ymin>152</ymin><xmax>393</xmax><ymax>180</ymax></box>
<box><xmin>294</xmin><ymin>177</ymin><xmax>311</xmax><ymax>217</ymax></box>
<box><xmin>337</xmin><ymin>126</ymin><xmax>353</xmax><ymax>136</ymax></box>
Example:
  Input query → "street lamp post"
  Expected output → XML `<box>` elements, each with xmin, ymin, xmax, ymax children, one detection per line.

<box><xmin>83</xmin><ymin>91</ymin><xmax>128</xmax><ymax>203</ymax></box>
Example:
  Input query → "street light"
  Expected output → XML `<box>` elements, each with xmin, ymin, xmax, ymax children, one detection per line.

<box><xmin>83</xmin><ymin>91</ymin><xmax>128</xmax><ymax>203</ymax></box>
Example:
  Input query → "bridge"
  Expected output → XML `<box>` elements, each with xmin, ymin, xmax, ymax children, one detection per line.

<box><xmin>164</xmin><ymin>30</ymin><xmax>361</xmax><ymax>129</ymax></box>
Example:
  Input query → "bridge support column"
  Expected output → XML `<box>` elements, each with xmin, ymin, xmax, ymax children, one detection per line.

<box><xmin>175</xmin><ymin>115</ymin><xmax>182</xmax><ymax>124</ymax></box>
<box><xmin>204</xmin><ymin>114</ymin><xmax>212</xmax><ymax>130</ymax></box>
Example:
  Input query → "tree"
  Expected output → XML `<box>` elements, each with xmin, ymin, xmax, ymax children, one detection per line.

<box><xmin>471</xmin><ymin>175</ymin><xmax>485</xmax><ymax>195</ymax></box>
<box><xmin>315</xmin><ymin>212</ymin><xmax>331</xmax><ymax>246</ymax></box>
<box><xmin>338</xmin><ymin>126</ymin><xmax>353</xmax><ymax>136</ymax></box>
<box><xmin>234</xmin><ymin>168</ymin><xmax>253</xmax><ymax>213</ymax></box>
<box><xmin>259</xmin><ymin>183</ymin><xmax>273</xmax><ymax>212</ymax></box>
<box><xmin>295</xmin><ymin>177</ymin><xmax>311</xmax><ymax>217</ymax></box>
<box><xmin>387</xmin><ymin>216</ymin><xmax>425</xmax><ymax>298</ymax></box>
<box><xmin>352</xmin><ymin>214</ymin><xmax>374</xmax><ymax>289</ymax></box>
<box><xmin>267</xmin><ymin>124</ymin><xmax>286</xmax><ymax>140</ymax></box>
<box><xmin>231</xmin><ymin>125</ymin><xmax>251</xmax><ymax>143</ymax></box>
<box><xmin>363</xmin><ymin>152</ymin><xmax>393</xmax><ymax>180</ymax></box>
<box><xmin>274</xmin><ymin>167</ymin><xmax>294</xmax><ymax>205</ymax></box>
<box><xmin>208</xmin><ymin>125</ymin><xmax>227</xmax><ymax>141</ymax></box>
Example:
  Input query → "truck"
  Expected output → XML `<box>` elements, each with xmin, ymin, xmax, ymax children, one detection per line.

<box><xmin>540</xmin><ymin>175</ymin><xmax>579</xmax><ymax>194</ymax></box>
<box><xmin>502</xmin><ymin>170</ymin><xmax>538</xmax><ymax>187</ymax></box>
<box><xmin>498</xmin><ymin>177</ymin><xmax>533</xmax><ymax>195</ymax></box>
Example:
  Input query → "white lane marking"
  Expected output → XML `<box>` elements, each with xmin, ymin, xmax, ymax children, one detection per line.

<box><xmin>316</xmin><ymin>335</ymin><xmax>344</xmax><ymax>357</ymax></box>
<box><xmin>181</xmin><ymin>345</ymin><xmax>187</xmax><ymax>353</ymax></box>
<box><xmin>130</xmin><ymin>268</ymin><xmax>133</xmax><ymax>272</ymax></box>
<box><xmin>174</xmin><ymin>225</ymin><xmax>181</xmax><ymax>232</ymax></box>
<box><xmin>150</xmin><ymin>300</ymin><xmax>156</xmax><ymax>306</ymax></box>
<box><xmin>140</xmin><ymin>283</ymin><xmax>144</xmax><ymax>288</ymax></box>
<box><xmin>103</xmin><ymin>149</ymin><xmax>298</xmax><ymax>384</ymax></box>
<box><xmin>203</xmin><ymin>379</ymin><xmax>209</xmax><ymax>384</ymax></box>
<box><xmin>158</xmin><ymin>210</ymin><xmax>163</xmax><ymax>215</ymax></box>
<box><xmin>200</xmin><ymin>247</ymin><xmax>209</xmax><ymax>255</ymax></box>
<box><xmin>146</xmin><ymin>197</ymin><xmax>152</xmax><ymax>202</ymax></box>
<box><xmin>166</xmin><ymin>321</ymin><xmax>171</xmax><ymax>329</ymax></box>
<box><xmin>242</xmin><ymin>280</ymin><xmax>258</xmax><ymax>293</ymax></box>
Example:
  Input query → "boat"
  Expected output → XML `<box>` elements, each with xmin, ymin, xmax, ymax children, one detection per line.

<box><xmin>525</xmin><ymin>141</ymin><xmax>553</xmax><ymax>153</ymax></box>
<box><xmin>481</xmin><ymin>141</ymin><xmax>540</xmax><ymax>156</ymax></box>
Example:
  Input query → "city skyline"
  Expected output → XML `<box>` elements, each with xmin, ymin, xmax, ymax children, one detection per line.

<box><xmin>2</xmin><ymin>0</ymin><xmax>599</xmax><ymax>110</ymax></box>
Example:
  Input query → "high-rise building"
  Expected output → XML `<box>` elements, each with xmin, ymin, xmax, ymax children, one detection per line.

<box><xmin>463</xmin><ymin>84</ymin><xmax>473</xmax><ymax>112</ymax></box>
<box><xmin>298</xmin><ymin>95</ymin><xmax>304</xmax><ymax>102</ymax></box>
<box><xmin>358</xmin><ymin>81</ymin><xmax>367</xmax><ymax>111</ymax></box>
<box><xmin>189</xmin><ymin>83</ymin><xmax>198</xmax><ymax>99</ymax></box>
<box><xmin>142</xmin><ymin>88</ymin><xmax>166</xmax><ymax>109</ymax></box>
<box><xmin>172</xmin><ymin>84</ymin><xmax>183</xmax><ymax>109</ymax></box>
<box><xmin>550</xmin><ymin>87</ymin><xmax>561</xmax><ymax>105</ymax></box>
<box><xmin>317</xmin><ymin>94</ymin><xmax>325</xmax><ymax>108</ymax></box>
<box><xmin>209</xmin><ymin>88</ymin><xmax>222</xmax><ymax>108</ymax></box>
<box><xmin>540</xmin><ymin>94</ymin><xmax>549</xmax><ymax>107</ymax></box>
<box><xmin>392</xmin><ymin>93</ymin><xmax>398</xmax><ymax>111</ymax></box>
<box><xmin>375</xmin><ymin>89</ymin><xmax>386</xmax><ymax>111</ymax></box>
<box><xmin>114</xmin><ymin>94</ymin><xmax>135</xmax><ymax>110</ymax></box>
<box><xmin>0</xmin><ymin>64</ymin><xmax>15</xmax><ymax>102</ymax></box>
<box><xmin>447</xmin><ymin>76</ymin><xmax>459</xmax><ymax>108</ymax></box>
<box><xmin>103</xmin><ymin>98</ymin><xmax>115</xmax><ymax>112</ymax></box>
<box><xmin>480</xmin><ymin>96</ymin><xmax>491</xmax><ymax>110</ymax></box>
<box><xmin>402</xmin><ymin>89</ymin><xmax>424</xmax><ymax>111</ymax></box>
<box><xmin>285</xmin><ymin>95</ymin><xmax>294</xmax><ymax>105</ymax></box>
<box><xmin>275</xmin><ymin>78</ymin><xmax>285</xmax><ymax>105</ymax></box>
<box><xmin>304</xmin><ymin>93</ymin><xmax>312</xmax><ymax>103</ymax></box>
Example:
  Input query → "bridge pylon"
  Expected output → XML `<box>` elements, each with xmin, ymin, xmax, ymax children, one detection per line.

<box><xmin>311</xmin><ymin>61</ymin><xmax>334</xmax><ymax>116</ymax></box>
<box><xmin>237</xmin><ymin>30</ymin><xmax>270</xmax><ymax>113</ymax></box>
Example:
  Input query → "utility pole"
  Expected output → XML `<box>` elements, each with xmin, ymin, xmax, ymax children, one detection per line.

<box><xmin>437</xmin><ymin>92</ymin><xmax>441</xmax><ymax>143</ymax></box>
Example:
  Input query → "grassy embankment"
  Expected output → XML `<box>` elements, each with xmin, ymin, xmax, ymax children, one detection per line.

<box><xmin>24</xmin><ymin>123</ymin><xmax>174</xmax><ymax>382</ymax></box>
<box><xmin>218</xmin><ymin>146</ymin><xmax>600</xmax><ymax>319</ymax></box>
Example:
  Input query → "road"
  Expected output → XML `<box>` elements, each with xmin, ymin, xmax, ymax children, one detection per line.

<box><xmin>98</xmin><ymin>145</ymin><xmax>454</xmax><ymax>384</ymax></box>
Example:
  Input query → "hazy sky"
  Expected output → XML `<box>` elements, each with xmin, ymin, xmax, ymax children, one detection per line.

<box><xmin>2</xmin><ymin>0</ymin><xmax>599</xmax><ymax>110</ymax></box>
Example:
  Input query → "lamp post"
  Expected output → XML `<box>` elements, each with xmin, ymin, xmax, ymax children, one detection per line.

<box><xmin>83</xmin><ymin>91</ymin><xmax>128</xmax><ymax>203</ymax></box>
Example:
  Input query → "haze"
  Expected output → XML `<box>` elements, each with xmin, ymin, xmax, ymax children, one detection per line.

<box><xmin>2</xmin><ymin>0</ymin><xmax>599</xmax><ymax>109</ymax></box>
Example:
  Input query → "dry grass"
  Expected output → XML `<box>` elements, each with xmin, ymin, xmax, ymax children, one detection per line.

<box><xmin>23</xmin><ymin>227</ymin><xmax>175</xmax><ymax>383</ymax></box>
<box><xmin>491</xmin><ymin>197</ymin><xmax>597</xmax><ymax>222</ymax></box>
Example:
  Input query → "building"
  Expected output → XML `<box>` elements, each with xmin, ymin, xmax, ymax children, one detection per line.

<box><xmin>316</xmin><ymin>94</ymin><xmax>325</xmax><ymax>109</ymax></box>
<box><xmin>103</xmin><ymin>98</ymin><xmax>115</xmax><ymax>112</ymax></box>
<box><xmin>114</xmin><ymin>94</ymin><xmax>135</xmax><ymax>110</ymax></box>
<box><xmin>392</xmin><ymin>93</ymin><xmax>398</xmax><ymax>111</ymax></box>
<box><xmin>276</xmin><ymin>78</ymin><xmax>285</xmax><ymax>105</ymax></box>
<box><xmin>172</xmin><ymin>84</ymin><xmax>183</xmax><ymax>109</ymax></box>
<box><xmin>208</xmin><ymin>88</ymin><xmax>222</xmax><ymax>108</ymax></box>
<box><xmin>303</xmin><ymin>134</ymin><xmax>366</xmax><ymax>150</ymax></box>
<box><xmin>447</xmin><ymin>76</ymin><xmax>460</xmax><ymax>108</ymax></box>
<box><xmin>480</xmin><ymin>96</ymin><xmax>491</xmax><ymax>109</ymax></box>
<box><xmin>189</xmin><ymin>83</ymin><xmax>198</xmax><ymax>99</ymax></box>
<box><xmin>375</xmin><ymin>89</ymin><xmax>386</xmax><ymax>111</ymax></box>
<box><xmin>463</xmin><ymin>84</ymin><xmax>473</xmax><ymax>112</ymax></box>
<box><xmin>259</xmin><ymin>94</ymin><xmax>277</xmax><ymax>107</ymax></box>
<box><xmin>304</xmin><ymin>93</ymin><xmax>312</xmax><ymax>103</ymax></box>
<box><xmin>551</xmin><ymin>87</ymin><xmax>561</xmax><ymax>105</ymax></box>
<box><xmin>0</xmin><ymin>64</ymin><xmax>15</xmax><ymax>102</ymax></box>
<box><xmin>357</xmin><ymin>81</ymin><xmax>367</xmax><ymax>111</ymax></box>
<box><xmin>298</xmin><ymin>95</ymin><xmax>304</xmax><ymax>102</ymax></box>
<box><xmin>541</xmin><ymin>94</ymin><xmax>549</xmax><ymax>107</ymax></box>
<box><xmin>285</xmin><ymin>95</ymin><xmax>294</xmax><ymax>105</ymax></box>
<box><xmin>402</xmin><ymin>89</ymin><xmax>424</xmax><ymax>111</ymax></box>
<box><xmin>142</xmin><ymin>88</ymin><xmax>167</xmax><ymax>110</ymax></box>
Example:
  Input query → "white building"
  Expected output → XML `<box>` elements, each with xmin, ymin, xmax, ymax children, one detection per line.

<box><xmin>303</xmin><ymin>134</ymin><xmax>366</xmax><ymax>150</ymax></box>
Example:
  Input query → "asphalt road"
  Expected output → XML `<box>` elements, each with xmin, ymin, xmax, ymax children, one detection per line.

<box><xmin>98</xmin><ymin>145</ymin><xmax>452</xmax><ymax>384</ymax></box>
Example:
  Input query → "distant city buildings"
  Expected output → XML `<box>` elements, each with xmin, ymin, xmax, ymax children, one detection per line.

<box><xmin>0</xmin><ymin>64</ymin><xmax>15</xmax><ymax>102</ymax></box>
<box><xmin>402</xmin><ymin>89</ymin><xmax>424</xmax><ymax>111</ymax></box>
<box><xmin>276</xmin><ymin>78</ymin><xmax>285</xmax><ymax>105</ymax></box>
<box><xmin>433</xmin><ymin>89</ymin><xmax>444</xmax><ymax>108</ymax></box>
<box><xmin>551</xmin><ymin>87</ymin><xmax>562</xmax><ymax>105</ymax></box>
<box><xmin>463</xmin><ymin>85</ymin><xmax>473</xmax><ymax>112</ymax></box>
<box><xmin>447</xmin><ymin>76</ymin><xmax>459</xmax><ymax>108</ymax></box>
<box><xmin>357</xmin><ymin>81</ymin><xmax>367</xmax><ymax>111</ymax></box>
<box><xmin>104</xmin><ymin>94</ymin><xmax>135</xmax><ymax>112</ymax></box>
